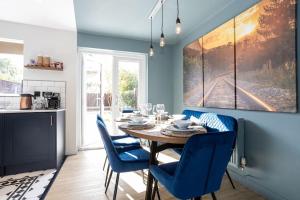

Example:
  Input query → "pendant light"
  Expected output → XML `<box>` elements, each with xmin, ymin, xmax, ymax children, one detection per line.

<box><xmin>149</xmin><ymin>17</ymin><xmax>154</xmax><ymax>57</ymax></box>
<box><xmin>160</xmin><ymin>0</ymin><xmax>165</xmax><ymax>47</ymax></box>
<box><xmin>176</xmin><ymin>0</ymin><xmax>182</xmax><ymax>34</ymax></box>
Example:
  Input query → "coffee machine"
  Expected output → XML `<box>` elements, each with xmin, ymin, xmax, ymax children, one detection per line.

<box><xmin>43</xmin><ymin>92</ymin><xmax>61</xmax><ymax>109</ymax></box>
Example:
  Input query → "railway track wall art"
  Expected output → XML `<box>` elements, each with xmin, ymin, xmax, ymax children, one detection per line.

<box><xmin>183</xmin><ymin>0</ymin><xmax>297</xmax><ymax>113</ymax></box>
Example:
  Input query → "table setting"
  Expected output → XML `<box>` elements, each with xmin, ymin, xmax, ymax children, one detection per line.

<box><xmin>117</xmin><ymin>103</ymin><xmax>207</xmax><ymax>138</ymax></box>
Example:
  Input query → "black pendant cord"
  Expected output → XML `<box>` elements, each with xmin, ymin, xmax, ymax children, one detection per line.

<box><xmin>151</xmin><ymin>17</ymin><xmax>153</xmax><ymax>46</ymax></box>
<box><xmin>161</xmin><ymin>0</ymin><xmax>164</xmax><ymax>35</ymax></box>
<box><xmin>177</xmin><ymin>0</ymin><xmax>179</xmax><ymax>19</ymax></box>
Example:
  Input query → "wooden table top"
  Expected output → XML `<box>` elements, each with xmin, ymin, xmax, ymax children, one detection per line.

<box><xmin>118</xmin><ymin>123</ymin><xmax>206</xmax><ymax>144</ymax></box>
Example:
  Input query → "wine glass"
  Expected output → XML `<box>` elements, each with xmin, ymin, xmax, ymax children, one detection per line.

<box><xmin>156</xmin><ymin>104</ymin><xmax>165</xmax><ymax>114</ymax></box>
<box><xmin>152</xmin><ymin>105</ymin><xmax>157</xmax><ymax>115</ymax></box>
<box><xmin>156</xmin><ymin>104</ymin><xmax>165</xmax><ymax>123</ymax></box>
<box><xmin>144</xmin><ymin>103</ymin><xmax>152</xmax><ymax>116</ymax></box>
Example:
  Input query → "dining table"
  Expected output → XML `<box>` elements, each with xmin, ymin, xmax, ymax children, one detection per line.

<box><xmin>118</xmin><ymin>119</ymin><xmax>207</xmax><ymax>200</ymax></box>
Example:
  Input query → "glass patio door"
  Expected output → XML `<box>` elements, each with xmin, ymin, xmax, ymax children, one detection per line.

<box><xmin>112</xmin><ymin>57</ymin><xmax>146</xmax><ymax>123</ymax></box>
<box><xmin>80</xmin><ymin>49</ymin><xmax>147</xmax><ymax>150</ymax></box>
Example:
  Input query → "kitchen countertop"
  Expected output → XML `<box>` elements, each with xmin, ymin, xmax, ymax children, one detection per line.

<box><xmin>0</xmin><ymin>109</ymin><xmax>66</xmax><ymax>114</ymax></box>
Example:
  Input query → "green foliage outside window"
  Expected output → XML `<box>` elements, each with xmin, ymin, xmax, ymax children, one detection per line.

<box><xmin>119</xmin><ymin>69</ymin><xmax>138</xmax><ymax>108</ymax></box>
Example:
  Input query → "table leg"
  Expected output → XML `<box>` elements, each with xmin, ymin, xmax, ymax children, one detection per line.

<box><xmin>145</xmin><ymin>141</ymin><xmax>158</xmax><ymax>200</ymax></box>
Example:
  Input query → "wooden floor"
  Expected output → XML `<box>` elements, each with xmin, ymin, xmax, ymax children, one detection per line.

<box><xmin>46</xmin><ymin>149</ymin><xmax>265</xmax><ymax>200</ymax></box>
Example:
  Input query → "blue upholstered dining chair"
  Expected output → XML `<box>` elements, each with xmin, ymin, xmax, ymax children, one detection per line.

<box><xmin>97</xmin><ymin>114</ymin><xmax>142</xmax><ymax>188</ymax></box>
<box><xmin>96</xmin><ymin>119</ymin><xmax>150</xmax><ymax>200</ymax></box>
<box><xmin>97</xmin><ymin>114</ymin><xmax>141</xmax><ymax>166</ymax></box>
<box><xmin>173</xmin><ymin>110</ymin><xmax>238</xmax><ymax>189</ymax></box>
<box><xmin>150</xmin><ymin>131</ymin><xmax>236</xmax><ymax>200</ymax></box>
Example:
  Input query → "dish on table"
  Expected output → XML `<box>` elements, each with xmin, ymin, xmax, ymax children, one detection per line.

<box><xmin>165</xmin><ymin>125</ymin><xmax>205</xmax><ymax>132</ymax></box>
<box><xmin>128</xmin><ymin>120</ymin><xmax>148</xmax><ymax>126</ymax></box>
<box><xmin>172</xmin><ymin>114</ymin><xmax>186</xmax><ymax>120</ymax></box>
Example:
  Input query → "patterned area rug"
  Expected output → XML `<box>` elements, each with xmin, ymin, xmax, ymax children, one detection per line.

<box><xmin>0</xmin><ymin>169</ymin><xmax>56</xmax><ymax>200</ymax></box>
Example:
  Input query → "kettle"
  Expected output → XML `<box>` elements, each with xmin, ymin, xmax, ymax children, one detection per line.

<box><xmin>20</xmin><ymin>94</ymin><xmax>33</xmax><ymax>110</ymax></box>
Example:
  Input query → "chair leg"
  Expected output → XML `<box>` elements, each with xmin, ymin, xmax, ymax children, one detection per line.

<box><xmin>105</xmin><ymin>170</ymin><xmax>113</xmax><ymax>194</ymax></box>
<box><xmin>211</xmin><ymin>192</ymin><xmax>217</xmax><ymax>200</ymax></box>
<box><xmin>113</xmin><ymin>173</ymin><xmax>120</xmax><ymax>200</ymax></box>
<box><xmin>151</xmin><ymin>180</ymin><xmax>161</xmax><ymax>200</ymax></box>
<box><xmin>104</xmin><ymin>164</ymin><xmax>110</xmax><ymax>187</ymax></box>
<box><xmin>194</xmin><ymin>197</ymin><xmax>202</xmax><ymax>200</ymax></box>
<box><xmin>103</xmin><ymin>155</ymin><xmax>108</xmax><ymax>171</ymax></box>
<box><xmin>151</xmin><ymin>180</ymin><xmax>156</xmax><ymax>200</ymax></box>
<box><xmin>156</xmin><ymin>181</ymin><xmax>161</xmax><ymax>200</ymax></box>
<box><xmin>226</xmin><ymin>169</ymin><xmax>236</xmax><ymax>189</ymax></box>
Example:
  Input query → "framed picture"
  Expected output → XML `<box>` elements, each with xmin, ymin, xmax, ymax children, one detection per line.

<box><xmin>183</xmin><ymin>39</ymin><xmax>204</xmax><ymax>107</ymax></box>
<box><xmin>203</xmin><ymin>19</ymin><xmax>235</xmax><ymax>109</ymax></box>
<box><xmin>235</xmin><ymin>0</ymin><xmax>297</xmax><ymax>112</ymax></box>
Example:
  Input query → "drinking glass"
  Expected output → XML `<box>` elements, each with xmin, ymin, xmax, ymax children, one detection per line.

<box><xmin>152</xmin><ymin>105</ymin><xmax>157</xmax><ymax>115</ymax></box>
<box><xmin>156</xmin><ymin>104</ymin><xmax>165</xmax><ymax>123</ymax></box>
<box><xmin>145</xmin><ymin>103</ymin><xmax>152</xmax><ymax>116</ymax></box>
<box><xmin>156</xmin><ymin>104</ymin><xmax>165</xmax><ymax>114</ymax></box>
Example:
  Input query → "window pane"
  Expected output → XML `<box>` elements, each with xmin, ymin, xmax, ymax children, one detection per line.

<box><xmin>0</xmin><ymin>53</ymin><xmax>23</xmax><ymax>95</ymax></box>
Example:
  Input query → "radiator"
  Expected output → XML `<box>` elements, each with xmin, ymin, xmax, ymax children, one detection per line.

<box><xmin>228</xmin><ymin>118</ymin><xmax>245</xmax><ymax>169</ymax></box>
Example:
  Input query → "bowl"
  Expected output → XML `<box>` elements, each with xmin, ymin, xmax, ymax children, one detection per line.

<box><xmin>173</xmin><ymin>120</ymin><xmax>191</xmax><ymax>130</ymax></box>
<box><xmin>172</xmin><ymin>114</ymin><xmax>186</xmax><ymax>120</ymax></box>
<box><xmin>131</xmin><ymin>116</ymin><xmax>144</xmax><ymax>123</ymax></box>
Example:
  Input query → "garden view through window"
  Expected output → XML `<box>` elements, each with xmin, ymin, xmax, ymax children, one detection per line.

<box><xmin>0</xmin><ymin>39</ymin><xmax>24</xmax><ymax>96</ymax></box>
<box><xmin>80</xmin><ymin>50</ymin><xmax>147</xmax><ymax>149</ymax></box>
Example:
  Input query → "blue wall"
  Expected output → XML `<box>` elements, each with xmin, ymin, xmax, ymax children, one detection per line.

<box><xmin>172</xmin><ymin>1</ymin><xmax>300</xmax><ymax>200</ymax></box>
<box><xmin>78</xmin><ymin>32</ymin><xmax>174</xmax><ymax>113</ymax></box>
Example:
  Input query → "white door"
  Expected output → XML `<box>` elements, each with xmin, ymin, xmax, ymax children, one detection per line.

<box><xmin>80</xmin><ymin>49</ymin><xmax>147</xmax><ymax>149</ymax></box>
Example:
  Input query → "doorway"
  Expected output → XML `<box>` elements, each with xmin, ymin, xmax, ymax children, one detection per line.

<box><xmin>79</xmin><ymin>48</ymin><xmax>147</xmax><ymax>149</ymax></box>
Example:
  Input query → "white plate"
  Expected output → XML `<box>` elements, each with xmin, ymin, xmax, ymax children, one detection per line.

<box><xmin>172</xmin><ymin>114</ymin><xmax>186</xmax><ymax>120</ymax></box>
<box><xmin>165</xmin><ymin>125</ymin><xmax>204</xmax><ymax>132</ymax></box>
<box><xmin>128</xmin><ymin>120</ymin><xmax>148</xmax><ymax>126</ymax></box>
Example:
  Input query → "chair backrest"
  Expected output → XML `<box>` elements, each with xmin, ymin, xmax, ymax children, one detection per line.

<box><xmin>172</xmin><ymin>132</ymin><xmax>236</xmax><ymax>199</ymax></box>
<box><xmin>182</xmin><ymin>109</ymin><xmax>237</xmax><ymax>133</ymax></box>
<box><xmin>96</xmin><ymin>119</ymin><xmax>122</xmax><ymax>171</ymax></box>
<box><xmin>97</xmin><ymin>114</ymin><xmax>105</xmax><ymax>125</ymax></box>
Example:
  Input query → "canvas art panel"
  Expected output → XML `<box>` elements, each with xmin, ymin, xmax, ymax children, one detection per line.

<box><xmin>183</xmin><ymin>39</ymin><xmax>204</xmax><ymax>107</ymax></box>
<box><xmin>203</xmin><ymin>19</ymin><xmax>235</xmax><ymax>109</ymax></box>
<box><xmin>235</xmin><ymin>0</ymin><xmax>297</xmax><ymax>112</ymax></box>
<box><xmin>182</xmin><ymin>0</ymin><xmax>297</xmax><ymax>113</ymax></box>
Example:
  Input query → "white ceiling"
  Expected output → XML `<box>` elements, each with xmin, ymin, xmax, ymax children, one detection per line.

<box><xmin>0</xmin><ymin>0</ymin><xmax>76</xmax><ymax>31</ymax></box>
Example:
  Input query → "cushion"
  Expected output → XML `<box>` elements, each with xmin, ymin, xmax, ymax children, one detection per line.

<box><xmin>118</xmin><ymin>148</ymin><xmax>149</xmax><ymax>162</ymax></box>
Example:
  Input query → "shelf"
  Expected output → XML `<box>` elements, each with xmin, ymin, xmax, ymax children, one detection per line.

<box><xmin>24</xmin><ymin>65</ymin><xmax>63</xmax><ymax>71</ymax></box>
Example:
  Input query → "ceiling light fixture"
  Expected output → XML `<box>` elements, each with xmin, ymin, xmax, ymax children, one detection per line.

<box><xmin>149</xmin><ymin>17</ymin><xmax>154</xmax><ymax>57</ymax></box>
<box><xmin>160</xmin><ymin>0</ymin><xmax>165</xmax><ymax>47</ymax></box>
<box><xmin>176</xmin><ymin>0</ymin><xmax>182</xmax><ymax>34</ymax></box>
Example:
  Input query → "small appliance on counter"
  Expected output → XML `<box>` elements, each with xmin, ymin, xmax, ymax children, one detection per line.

<box><xmin>43</xmin><ymin>92</ymin><xmax>61</xmax><ymax>109</ymax></box>
<box><xmin>20</xmin><ymin>94</ymin><xmax>33</xmax><ymax>110</ymax></box>
<box><xmin>33</xmin><ymin>91</ymin><xmax>47</xmax><ymax>110</ymax></box>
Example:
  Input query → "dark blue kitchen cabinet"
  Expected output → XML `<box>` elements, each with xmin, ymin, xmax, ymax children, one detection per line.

<box><xmin>1</xmin><ymin>111</ymin><xmax>65</xmax><ymax>175</ymax></box>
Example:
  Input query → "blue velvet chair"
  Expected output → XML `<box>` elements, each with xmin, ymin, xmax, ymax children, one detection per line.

<box><xmin>97</xmin><ymin>119</ymin><xmax>150</xmax><ymax>200</ymax></box>
<box><xmin>97</xmin><ymin>114</ymin><xmax>140</xmax><ymax>147</ymax></box>
<box><xmin>173</xmin><ymin>109</ymin><xmax>238</xmax><ymax>189</ymax></box>
<box><xmin>97</xmin><ymin>114</ymin><xmax>141</xmax><ymax>186</ymax></box>
<box><xmin>150</xmin><ymin>131</ymin><xmax>236</xmax><ymax>200</ymax></box>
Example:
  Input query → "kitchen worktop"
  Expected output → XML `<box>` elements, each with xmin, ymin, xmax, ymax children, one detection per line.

<box><xmin>0</xmin><ymin>109</ymin><xmax>66</xmax><ymax>114</ymax></box>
